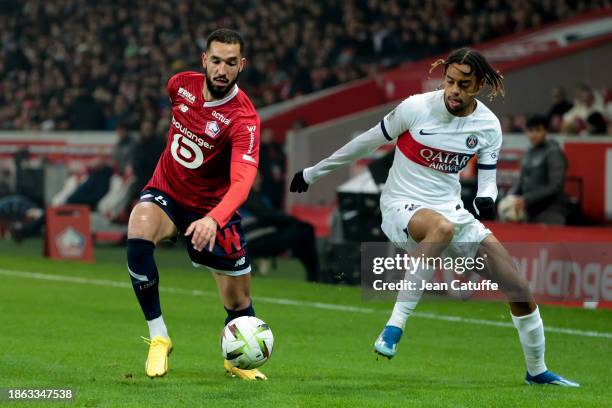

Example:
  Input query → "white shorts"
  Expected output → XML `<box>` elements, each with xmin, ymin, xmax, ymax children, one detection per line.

<box><xmin>380</xmin><ymin>199</ymin><xmax>491</xmax><ymax>259</ymax></box>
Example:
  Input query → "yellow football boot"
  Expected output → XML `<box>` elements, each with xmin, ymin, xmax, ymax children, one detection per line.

<box><xmin>143</xmin><ymin>336</ymin><xmax>173</xmax><ymax>378</ymax></box>
<box><xmin>224</xmin><ymin>360</ymin><xmax>267</xmax><ymax>380</ymax></box>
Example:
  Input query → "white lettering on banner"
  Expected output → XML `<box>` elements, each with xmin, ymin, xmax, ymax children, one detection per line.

<box><xmin>510</xmin><ymin>249</ymin><xmax>612</xmax><ymax>302</ymax></box>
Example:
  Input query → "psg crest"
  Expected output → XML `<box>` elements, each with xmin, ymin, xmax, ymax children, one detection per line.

<box><xmin>466</xmin><ymin>134</ymin><xmax>478</xmax><ymax>148</ymax></box>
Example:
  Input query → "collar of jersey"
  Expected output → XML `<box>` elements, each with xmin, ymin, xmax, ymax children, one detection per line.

<box><xmin>203</xmin><ymin>85</ymin><xmax>239</xmax><ymax>107</ymax></box>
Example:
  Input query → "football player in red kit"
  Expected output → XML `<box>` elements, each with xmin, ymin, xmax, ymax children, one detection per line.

<box><xmin>127</xmin><ymin>29</ymin><xmax>266</xmax><ymax>380</ymax></box>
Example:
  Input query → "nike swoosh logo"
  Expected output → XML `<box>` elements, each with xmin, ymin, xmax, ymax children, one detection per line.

<box><xmin>419</xmin><ymin>129</ymin><xmax>436</xmax><ymax>135</ymax></box>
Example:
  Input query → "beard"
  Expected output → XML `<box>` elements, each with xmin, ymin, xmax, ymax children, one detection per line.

<box><xmin>205</xmin><ymin>71</ymin><xmax>239</xmax><ymax>99</ymax></box>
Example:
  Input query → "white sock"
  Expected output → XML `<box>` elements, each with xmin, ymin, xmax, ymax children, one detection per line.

<box><xmin>147</xmin><ymin>315</ymin><xmax>169</xmax><ymax>339</ymax></box>
<box><xmin>511</xmin><ymin>307</ymin><xmax>547</xmax><ymax>376</ymax></box>
<box><xmin>386</xmin><ymin>263</ymin><xmax>433</xmax><ymax>330</ymax></box>
<box><xmin>387</xmin><ymin>301</ymin><xmax>419</xmax><ymax>330</ymax></box>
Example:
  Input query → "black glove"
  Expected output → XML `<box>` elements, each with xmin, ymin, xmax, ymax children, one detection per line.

<box><xmin>289</xmin><ymin>170</ymin><xmax>309</xmax><ymax>193</ymax></box>
<box><xmin>474</xmin><ymin>197</ymin><xmax>495</xmax><ymax>220</ymax></box>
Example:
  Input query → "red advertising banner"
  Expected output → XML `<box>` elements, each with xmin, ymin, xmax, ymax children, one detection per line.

<box><xmin>44</xmin><ymin>205</ymin><xmax>94</xmax><ymax>262</ymax></box>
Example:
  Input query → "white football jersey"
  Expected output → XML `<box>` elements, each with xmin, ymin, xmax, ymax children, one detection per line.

<box><xmin>380</xmin><ymin>90</ymin><xmax>502</xmax><ymax>209</ymax></box>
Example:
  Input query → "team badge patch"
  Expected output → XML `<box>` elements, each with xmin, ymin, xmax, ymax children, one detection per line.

<box><xmin>205</xmin><ymin>121</ymin><xmax>221</xmax><ymax>138</ymax></box>
<box><xmin>466</xmin><ymin>134</ymin><xmax>478</xmax><ymax>148</ymax></box>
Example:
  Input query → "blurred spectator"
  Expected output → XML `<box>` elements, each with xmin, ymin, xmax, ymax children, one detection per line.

<box><xmin>95</xmin><ymin>124</ymin><xmax>138</xmax><ymax>220</ymax></box>
<box><xmin>65</xmin><ymin>165</ymin><xmax>113</xmax><ymax>208</ymax></box>
<box><xmin>111</xmin><ymin>123</ymin><xmax>136</xmax><ymax>174</ymax></box>
<box><xmin>547</xmin><ymin>87</ymin><xmax>573</xmax><ymax>132</ymax></box>
<box><xmin>258</xmin><ymin>129</ymin><xmax>286</xmax><ymax>209</ymax></box>
<box><xmin>129</xmin><ymin>121</ymin><xmax>165</xmax><ymax>200</ymax></box>
<box><xmin>66</xmin><ymin>88</ymin><xmax>106</xmax><ymax>130</ymax></box>
<box><xmin>242</xmin><ymin>173</ymin><xmax>319</xmax><ymax>282</ymax></box>
<box><xmin>561</xmin><ymin>84</ymin><xmax>606</xmax><ymax>135</ymax></box>
<box><xmin>0</xmin><ymin>0</ymin><xmax>608</xmax><ymax>131</ymax></box>
<box><xmin>0</xmin><ymin>195</ymin><xmax>44</xmax><ymax>241</ymax></box>
<box><xmin>508</xmin><ymin>115</ymin><xmax>568</xmax><ymax>225</ymax></box>
<box><xmin>501</xmin><ymin>114</ymin><xmax>523</xmax><ymax>133</ymax></box>
<box><xmin>585</xmin><ymin>112</ymin><xmax>608</xmax><ymax>135</ymax></box>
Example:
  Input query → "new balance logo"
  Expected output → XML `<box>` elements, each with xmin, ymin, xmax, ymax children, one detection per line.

<box><xmin>234</xmin><ymin>257</ymin><xmax>246</xmax><ymax>267</ymax></box>
<box><xmin>179</xmin><ymin>103</ymin><xmax>189</xmax><ymax>112</ymax></box>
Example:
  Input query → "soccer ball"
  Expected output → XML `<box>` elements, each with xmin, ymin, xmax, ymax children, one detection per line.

<box><xmin>221</xmin><ymin>316</ymin><xmax>274</xmax><ymax>369</ymax></box>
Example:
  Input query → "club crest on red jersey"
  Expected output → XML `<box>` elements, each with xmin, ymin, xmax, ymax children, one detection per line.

<box><xmin>205</xmin><ymin>121</ymin><xmax>221</xmax><ymax>138</ymax></box>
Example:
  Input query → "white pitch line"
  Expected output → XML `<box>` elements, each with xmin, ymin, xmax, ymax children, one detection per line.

<box><xmin>2</xmin><ymin>268</ymin><xmax>611</xmax><ymax>339</ymax></box>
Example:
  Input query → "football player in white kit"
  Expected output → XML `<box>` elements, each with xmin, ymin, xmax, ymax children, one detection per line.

<box><xmin>290</xmin><ymin>48</ymin><xmax>578</xmax><ymax>386</ymax></box>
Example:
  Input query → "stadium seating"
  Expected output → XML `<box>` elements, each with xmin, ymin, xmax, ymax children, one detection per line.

<box><xmin>0</xmin><ymin>0</ymin><xmax>608</xmax><ymax>131</ymax></box>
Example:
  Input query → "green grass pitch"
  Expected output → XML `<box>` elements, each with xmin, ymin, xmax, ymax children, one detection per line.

<box><xmin>1</xmin><ymin>239</ymin><xmax>610</xmax><ymax>407</ymax></box>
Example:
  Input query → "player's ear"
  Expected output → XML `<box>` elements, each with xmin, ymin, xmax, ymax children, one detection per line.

<box><xmin>201</xmin><ymin>52</ymin><xmax>207</xmax><ymax>69</ymax></box>
<box><xmin>477</xmin><ymin>78</ymin><xmax>485</xmax><ymax>93</ymax></box>
<box><xmin>239</xmin><ymin>57</ymin><xmax>246</xmax><ymax>73</ymax></box>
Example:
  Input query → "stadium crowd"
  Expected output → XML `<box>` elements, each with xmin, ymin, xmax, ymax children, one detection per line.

<box><xmin>0</xmin><ymin>0</ymin><xmax>609</xmax><ymax>131</ymax></box>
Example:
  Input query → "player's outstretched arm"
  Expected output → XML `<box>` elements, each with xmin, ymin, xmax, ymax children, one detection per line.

<box><xmin>186</xmin><ymin>162</ymin><xmax>257</xmax><ymax>251</ymax></box>
<box><xmin>289</xmin><ymin>124</ymin><xmax>389</xmax><ymax>193</ymax></box>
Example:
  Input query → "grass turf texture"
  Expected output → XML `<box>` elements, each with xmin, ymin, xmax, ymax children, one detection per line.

<box><xmin>0</xmin><ymin>239</ymin><xmax>610</xmax><ymax>407</ymax></box>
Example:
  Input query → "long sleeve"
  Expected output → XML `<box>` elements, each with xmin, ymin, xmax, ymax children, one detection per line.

<box><xmin>207</xmin><ymin>161</ymin><xmax>257</xmax><ymax>228</ymax></box>
<box><xmin>475</xmin><ymin>168</ymin><xmax>498</xmax><ymax>201</ymax></box>
<box><xmin>303</xmin><ymin>124</ymin><xmax>389</xmax><ymax>184</ymax></box>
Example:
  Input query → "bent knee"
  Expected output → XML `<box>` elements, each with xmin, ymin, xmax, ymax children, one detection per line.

<box><xmin>431</xmin><ymin>219</ymin><xmax>454</xmax><ymax>243</ymax></box>
<box><xmin>127</xmin><ymin>203</ymin><xmax>174</xmax><ymax>242</ymax></box>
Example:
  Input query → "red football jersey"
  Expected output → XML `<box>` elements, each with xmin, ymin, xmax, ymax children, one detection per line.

<box><xmin>146</xmin><ymin>71</ymin><xmax>260</xmax><ymax>215</ymax></box>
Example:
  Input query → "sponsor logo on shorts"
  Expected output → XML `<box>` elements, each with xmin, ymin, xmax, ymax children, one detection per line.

<box><xmin>155</xmin><ymin>195</ymin><xmax>167</xmax><ymax>206</ymax></box>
